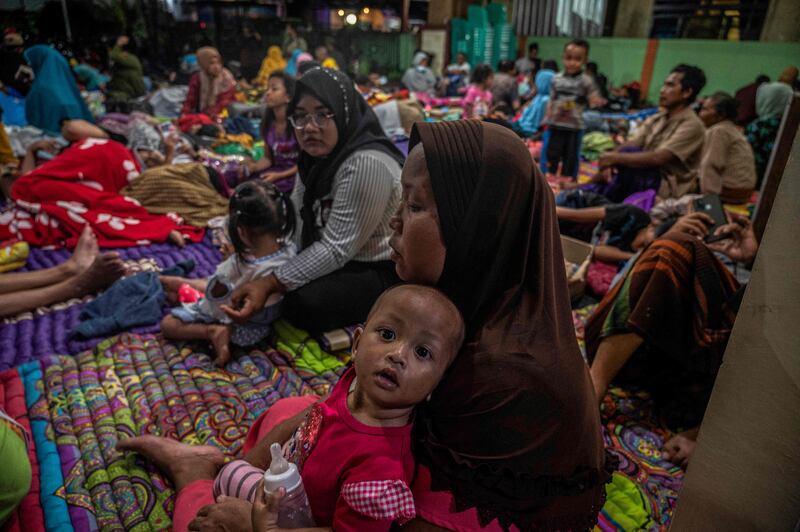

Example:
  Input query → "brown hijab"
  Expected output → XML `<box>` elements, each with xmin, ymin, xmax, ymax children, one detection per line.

<box><xmin>196</xmin><ymin>46</ymin><xmax>236</xmax><ymax>114</ymax></box>
<box><xmin>410</xmin><ymin>120</ymin><xmax>613</xmax><ymax>530</ymax></box>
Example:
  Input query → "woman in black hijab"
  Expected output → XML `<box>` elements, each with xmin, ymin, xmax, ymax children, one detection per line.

<box><xmin>224</xmin><ymin>67</ymin><xmax>405</xmax><ymax>333</ymax></box>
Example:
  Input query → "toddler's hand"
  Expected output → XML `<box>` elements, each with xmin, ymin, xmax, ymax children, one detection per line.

<box><xmin>251</xmin><ymin>480</ymin><xmax>284</xmax><ymax>532</ymax></box>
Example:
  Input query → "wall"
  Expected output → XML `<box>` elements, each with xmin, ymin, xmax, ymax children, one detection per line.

<box><xmin>526</xmin><ymin>37</ymin><xmax>800</xmax><ymax>102</ymax></box>
<box><xmin>532</xmin><ymin>37</ymin><xmax>647</xmax><ymax>89</ymax></box>
<box><xmin>652</xmin><ymin>40</ymin><xmax>800</xmax><ymax>101</ymax></box>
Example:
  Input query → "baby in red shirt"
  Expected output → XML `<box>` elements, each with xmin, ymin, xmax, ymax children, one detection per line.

<box><xmin>213</xmin><ymin>283</ymin><xmax>465</xmax><ymax>531</ymax></box>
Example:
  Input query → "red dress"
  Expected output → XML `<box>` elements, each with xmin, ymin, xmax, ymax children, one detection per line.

<box><xmin>0</xmin><ymin>138</ymin><xmax>203</xmax><ymax>247</ymax></box>
<box><xmin>285</xmin><ymin>367</ymin><xmax>416</xmax><ymax>531</ymax></box>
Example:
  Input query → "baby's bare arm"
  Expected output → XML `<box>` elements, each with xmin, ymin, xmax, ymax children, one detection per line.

<box><xmin>243</xmin><ymin>405</ymin><xmax>316</xmax><ymax>469</ymax></box>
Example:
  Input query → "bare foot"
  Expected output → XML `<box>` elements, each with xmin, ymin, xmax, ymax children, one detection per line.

<box><xmin>64</xmin><ymin>226</ymin><xmax>99</xmax><ymax>275</ymax></box>
<box><xmin>71</xmin><ymin>252</ymin><xmax>126</xmax><ymax>296</ymax></box>
<box><xmin>116</xmin><ymin>435</ymin><xmax>225</xmax><ymax>492</ymax></box>
<box><xmin>168</xmin><ymin>230</ymin><xmax>186</xmax><ymax>248</ymax></box>
<box><xmin>208</xmin><ymin>324</ymin><xmax>232</xmax><ymax>367</ymax></box>
<box><xmin>189</xmin><ymin>497</ymin><xmax>253</xmax><ymax>532</ymax></box>
<box><xmin>662</xmin><ymin>427</ymin><xmax>700</xmax><ymax>469</ymax></box>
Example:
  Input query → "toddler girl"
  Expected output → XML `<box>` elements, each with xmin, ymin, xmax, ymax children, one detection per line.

<box><xmin>241</xmin><ymin>70</ymin><xmax>299</xmax><ymax>193</ymax></box>
<box><xmin>214</xmin><ymin>284</ymin><xmax>465</xmax><ymax>531</ymax></box>
<box><xmin>463</xmin><ymin>64</ymin><xmax>494</xmax><ymax>119</ymax></box>
<box><xmin>160</xmin><ymin>180</ymin><xmax>296</xmax><ymax>366</ymax></box>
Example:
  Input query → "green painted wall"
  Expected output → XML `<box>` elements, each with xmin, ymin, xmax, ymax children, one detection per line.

<box><xmin>525</xmin><ymin>37</ymin><xmax>800</xmax><ymax>103</ymax></box>
<box><xmin>652</xmin><ymin>40</ymin><xmax>800</xmax><ymax>101</ymax></box>
<box><xmin>530</xmin><ymin>37</ymin><xmax>647</xmax><ymax>89</ymax></box>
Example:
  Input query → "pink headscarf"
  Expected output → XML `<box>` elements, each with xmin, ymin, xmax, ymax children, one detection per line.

<box><xmin>295</xmin><ymin>52</ymin><xmax>313</xmax><ymax>72</ymax></box>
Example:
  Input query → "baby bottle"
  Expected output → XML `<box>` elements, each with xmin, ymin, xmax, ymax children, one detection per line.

<box><xmin>263</xmin><ymin>442</ymin><xmax>316</xmax><ymax>528</ymax></box>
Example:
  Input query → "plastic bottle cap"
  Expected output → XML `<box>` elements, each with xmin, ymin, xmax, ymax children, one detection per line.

<box><xmin>263</xmin><ymin>442</ymin><xmax>303</xmax><ymax>494</ymax></box>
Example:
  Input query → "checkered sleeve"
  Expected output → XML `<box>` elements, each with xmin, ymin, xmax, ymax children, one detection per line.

<box><xmin>336</xmin><ymin>480</ymin><xmax>416</xmax><ymax>530</ymax></box>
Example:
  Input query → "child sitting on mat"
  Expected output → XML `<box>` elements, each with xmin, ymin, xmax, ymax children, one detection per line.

<box><xmin>214</xmin><ymin>284</ymin><xmax>465</xmax><ymax>531</ymax></box>
<box><xmin>160</xmin><ymin>180</ymin><xmax>296</xmax><ymax>366</ymax></box>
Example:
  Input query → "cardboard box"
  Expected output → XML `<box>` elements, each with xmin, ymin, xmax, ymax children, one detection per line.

<box><xmin>561</xmin><ymin>235</ymin><xmax>593</xmax><ymax>303</ymax></box>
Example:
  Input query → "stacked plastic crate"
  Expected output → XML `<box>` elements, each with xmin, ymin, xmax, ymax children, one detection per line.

<box><xmin>450</xmin><ymin>3</ymin><xmax>516</xmax><ymax>69</ymax></box>
<box><xmin>488</xmin><ymin>3</ymin><xmax>516</xmax><ymax>68</ymax></box>
<box><xmin>450</xmin><ymin>17</ymin><xmax>469</xmax><ymax>61</ymax></box>
<box><xmin>468</xmin><ymin>5</ymin><xmax>493</xmax><ymax>67</ymax></box>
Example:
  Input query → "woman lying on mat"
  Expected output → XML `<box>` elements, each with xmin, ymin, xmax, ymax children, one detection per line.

<box><xmin>587</xmin><ymin>212</ymin><xmax>758</xmax><ymax>468</ymax></box>
<box><xmin>223</xmin><ymin>67</ymin><xmax>405</xmax><ymax>334</ymax></box>
<box><xmin>56</xmin><ymin>118</ymin><xmax>232</xmax><ymax>228</ymax></box>
<box><xmin>0</xmin><ymin>137</ymin><xmax>204</xmax><ymax>248</ymax></box>
<box><xmin>0</xmin><ymin>226</ymin><xmax>124</xmax><ymax>319</ymax></box>
<box><xmin>116</xmin><ymin>121</ymin><xmax>612</xmax><ymax>532</ymax></box>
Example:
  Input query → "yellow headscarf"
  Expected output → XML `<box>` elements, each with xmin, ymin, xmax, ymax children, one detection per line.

<box><xmin>255</xmin><ymin>46</ymin><xmax>287</xmax><ymax>85</ymax></box>
<box><xmin>322</xmin><ymin>57</ymin><xmax>339</xmax><ymax>70</ymax></box>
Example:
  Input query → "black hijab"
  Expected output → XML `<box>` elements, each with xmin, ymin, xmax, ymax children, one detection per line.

<box><xmin>290</xmin><ymin>67</ymin><xmax>404</xmax><ymax>248</ymax></box>
<box><xmin>410</xmin><ymin>120</ymin><xmax>613</xmax><ymax>530</ymax></box>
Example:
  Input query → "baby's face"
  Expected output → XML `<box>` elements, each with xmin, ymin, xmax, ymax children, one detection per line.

<box><xmin>352</xmin><ymin>287</ymin><xmax>463</xmax><ymax>411</ymax></box>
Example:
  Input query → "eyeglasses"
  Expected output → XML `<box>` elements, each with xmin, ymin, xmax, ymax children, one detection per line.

<box><xmin>289</xmin><ymin>112</ymin><xmax>335</xmax><ymax>129</ymax></box>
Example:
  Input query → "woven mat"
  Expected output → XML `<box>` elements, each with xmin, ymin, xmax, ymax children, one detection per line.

<box><xmin>2</xmin><ymin>332</ymin><xmax>341</xmax><ymax>531</ymax></box>
<box><xmin>0</xmin><ymin>236</ymin><xmax>222</xmax><ymax>370</ymax></box>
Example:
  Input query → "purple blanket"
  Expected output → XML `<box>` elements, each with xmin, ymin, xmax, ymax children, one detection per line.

<box><xmin>0</xmin><ymin>236</ymin><xmax>222</xmax><ymax>370</ymax></box>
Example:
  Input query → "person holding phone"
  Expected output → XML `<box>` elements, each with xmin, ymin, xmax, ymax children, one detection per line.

<box><xmin>585</xmin><ymin>211</ymin><xmax>757</xmax><ymax>469</ymax></box>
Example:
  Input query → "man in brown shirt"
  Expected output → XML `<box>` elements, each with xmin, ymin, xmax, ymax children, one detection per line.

<box><xmin>599</xmin><ymin>64</ymin><xmax>707</xmax><ymax>200</ymax></box>
<box><xmin>698</xmin><ymin>92</ymin><xmax>757</xmax><ymax>204</ymax></box>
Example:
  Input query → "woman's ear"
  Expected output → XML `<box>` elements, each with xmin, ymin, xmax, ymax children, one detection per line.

<box><xmin>351</xmin><ymin>326</ymin><xmax>363</xmax><ymax>359</ymax></box>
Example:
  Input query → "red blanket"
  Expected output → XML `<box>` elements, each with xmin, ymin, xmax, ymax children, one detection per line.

<box><xmin>0</xmin><ymin>138</ymin><xmax>204</xmax><ymax>247</ymax></box>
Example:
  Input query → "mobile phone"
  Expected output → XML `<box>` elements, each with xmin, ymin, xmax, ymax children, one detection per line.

<box><xmin>693</xmin><ymin>194</ymin><xmax>727</xmax><ymax>241</ymax></box>
<box><xmin>36</xmin><ymin>150</ymin><xmax>55</xmax><ymax>161</ymax></box>
<box><xmin>705</xmin><ymin>231</ymin><xmax>733</xmax><ymax>244</ymax></box>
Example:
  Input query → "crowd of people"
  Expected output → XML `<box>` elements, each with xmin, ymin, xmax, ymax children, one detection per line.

<box><xmin>0</xmin><ymin>22</ymin><xmax>796</xmax><ymax>532</ymax></box>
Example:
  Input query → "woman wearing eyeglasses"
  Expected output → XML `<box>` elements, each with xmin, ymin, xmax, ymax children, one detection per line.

<box><xmin>222</xmin><ymin>67</ymin><xmax>405</xmax><ymax>333</ymax></box>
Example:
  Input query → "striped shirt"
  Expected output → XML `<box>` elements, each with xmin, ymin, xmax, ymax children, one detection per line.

<box><xmin>275</xmin><ymin>149</ymin><xmax>402</xmax><ymax>290</ymax></box>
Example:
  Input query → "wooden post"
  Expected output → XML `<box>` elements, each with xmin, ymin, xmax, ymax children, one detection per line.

<box><xmin>402</xmin><ymin>0</ymin><xmax>411</xmax><ymax>32</ymax></box>
<box><xmin>753</xmin><ymin>94</ymin><xmax>800</xmax><ymax>242</ymax></box>
<box><xmin>639</xmin><ymin>38</ymin><xmax>659</xmax><ymax>101</ymax></box>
